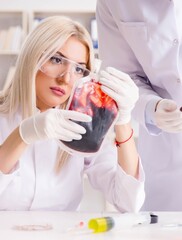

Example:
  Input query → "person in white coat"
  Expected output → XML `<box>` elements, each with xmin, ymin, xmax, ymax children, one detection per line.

<box><xmin>0</xmin><ymin>16</ymin><xmax>145</xmax><ymax>212</ymax></box>
<box><xmin>96</xmin><ymin>0</ymin><xmax>182</xmax><ymax>211</ymax></box>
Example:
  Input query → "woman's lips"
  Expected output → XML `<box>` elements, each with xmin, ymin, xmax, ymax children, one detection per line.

<box><xmin>50</xmin><ymin>87</ymin><xmax>65</xmax><ymax>96</ymax></box>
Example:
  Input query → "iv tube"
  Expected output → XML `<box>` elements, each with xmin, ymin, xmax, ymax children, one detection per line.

<box><xmin>91</xmin><ymin>58</ymin><xmax>102</xmax><ymax>81</ymax></box>
<box><xmin>93</xmin><ymin>58</ymin><xmax>102</xmax><ymax>74</ymax></box>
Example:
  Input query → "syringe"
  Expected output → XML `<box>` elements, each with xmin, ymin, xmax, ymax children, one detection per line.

<box><xmin>88</xmin><ymin>212</ymin><xmax>158</xmax><ymax>233</ymax></box>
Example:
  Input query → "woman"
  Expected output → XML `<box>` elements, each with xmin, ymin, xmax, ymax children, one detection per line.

<box><xmin>0</xmin><ymin>16</ymin><xmax>144</xmax><ymax>212</ymax></box>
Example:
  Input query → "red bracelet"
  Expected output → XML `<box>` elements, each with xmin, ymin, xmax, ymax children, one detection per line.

<box><xmin>115</xmin><ymin>128</ymin><xmax>134</xmax><ymax>147</ymax></box>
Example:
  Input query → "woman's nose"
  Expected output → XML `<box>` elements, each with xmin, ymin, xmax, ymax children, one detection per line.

<box><xmin>56</xmin><ymin>71</ymin><xmax>72</xmax><ymax>84</ymax></box>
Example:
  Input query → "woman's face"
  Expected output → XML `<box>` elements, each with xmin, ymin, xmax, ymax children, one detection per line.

<box><xmin>36</xmin><ymin>36</ymin><xmax>89</xmax><ymax>112</ymax></box>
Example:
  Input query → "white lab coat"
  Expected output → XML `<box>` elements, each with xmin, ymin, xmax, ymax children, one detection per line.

<box><xmin>0</xmin><ymin>112</ymin><xmax>144</xmax><ymax>212</ymax></box>
<box><xmin>96</xmin><ymin>0</ymin><xmax>182</xmax><ymax>211</ymax></box>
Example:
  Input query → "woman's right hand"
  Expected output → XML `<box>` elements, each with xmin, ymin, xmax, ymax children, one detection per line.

<box><xmin>99</xmin><ymin>67</ymin><xmax>139</xmax><ymax>125</ymax></box>
<box><xmin>19</xmin><ymin>109</ymin><xmax>92</xmax><ymax>144</ymax></box>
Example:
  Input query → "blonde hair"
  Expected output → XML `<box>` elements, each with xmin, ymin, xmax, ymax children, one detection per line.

<box><xmin>0</xmin><ymin>15</ymin><xmax>95</xmax><ymax>172</ymax></box>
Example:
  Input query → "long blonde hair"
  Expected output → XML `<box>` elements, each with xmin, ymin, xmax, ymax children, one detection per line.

<box><xmin>0</xmin><ymin>16</ymin><xmax>95</xmax><ymax>172</ymax></box>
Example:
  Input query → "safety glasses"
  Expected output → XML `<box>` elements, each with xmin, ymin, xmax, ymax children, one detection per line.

<box><xmin>39</xmin><ymin>53</ymin><xmax>90</xmax><ymax>81</ymax></box>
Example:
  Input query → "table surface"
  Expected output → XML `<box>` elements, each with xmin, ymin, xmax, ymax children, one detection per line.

<box><xmin>0</xmin><ymin>211</ymin><xmax>182</xmax><ymax>240</ymax></box>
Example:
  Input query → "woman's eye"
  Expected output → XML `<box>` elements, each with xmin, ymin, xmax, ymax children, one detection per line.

<box><xmin>75</xmin><ymin>66</ymin><xmax>84</xmax><ymax>75</ymax></box>
<box><xmin>49</xmin><ymin>56</ymin><xmax>63</xmax><ymax>65</ymax></box>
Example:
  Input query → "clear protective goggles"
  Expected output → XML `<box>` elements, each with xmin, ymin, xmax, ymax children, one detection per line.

<box><xmin>39</xmin><ymin>53</ymin><xmax>90</xmax><ymax>81</ymax></box>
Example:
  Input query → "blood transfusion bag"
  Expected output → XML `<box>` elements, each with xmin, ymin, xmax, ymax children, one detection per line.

<box><xmin>60</xmin><ymin>75</ymin><xmax>118</xmax><ymax>155</ymax></box>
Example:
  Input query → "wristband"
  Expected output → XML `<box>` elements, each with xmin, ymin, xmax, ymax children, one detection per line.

<box><xmin>115</xmin><ymin>128</ymin><xmax>134</xmax><ymax>147</ymax></box>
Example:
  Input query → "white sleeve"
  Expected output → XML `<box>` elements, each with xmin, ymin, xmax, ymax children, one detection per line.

<box><xmin>145</xmin><ymin>98</ymin><xmax>162</xmax><ymax>135</ymax></box>
<box><xmin>84</xmin><ymin>140</ymin><xmax>145</xmax><ymax>213</ymax></box>
<box><xmin>0</xmin><ymin>164</ymin><xmax>20</xmax><ymax>194</ymax></box>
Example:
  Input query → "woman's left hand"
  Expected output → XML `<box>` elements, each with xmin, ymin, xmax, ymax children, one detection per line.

<box><xmin>99</xmin><ymin>67</ymin><xmax>139</xmax><ymax>125</ymax></box>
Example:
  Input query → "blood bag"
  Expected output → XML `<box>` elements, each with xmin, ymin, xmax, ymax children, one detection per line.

<box><xmin>59</xmin><ymin>74</ymin><xmax>118</xmax><ymax>155</ymax></box>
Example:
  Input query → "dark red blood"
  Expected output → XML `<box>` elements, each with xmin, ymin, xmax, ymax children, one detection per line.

<box><xmin>61</xmin><ymin>80</ymin><xmax>118</xmax><ymax>153</ymax></box>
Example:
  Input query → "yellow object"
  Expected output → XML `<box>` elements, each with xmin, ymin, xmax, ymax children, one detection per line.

<box><xmin>88</xmin><ymin>217</ymin><xmax>114</xmax><ymax>233</ymax></box>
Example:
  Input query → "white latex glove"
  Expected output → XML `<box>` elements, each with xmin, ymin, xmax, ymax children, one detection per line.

<box><xmin>99</xmin><ymin>67</ymin><xmax>139</xmax><ymax>125</ymax></box>
<box><xmin>19</xmin><ymin>109</ymin><xmax>92</xmax><ymax>144</ymax></box>
<box><xmin>154</xmin><ymin>99</ymin><xmax>182</xmax><ymax>133</ymax></box>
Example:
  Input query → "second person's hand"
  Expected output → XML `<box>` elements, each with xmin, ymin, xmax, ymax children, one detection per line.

<box><xmin>154</xmin><ymin>99</ymin><xmax>182</xmax><ymax>133</ymax></box>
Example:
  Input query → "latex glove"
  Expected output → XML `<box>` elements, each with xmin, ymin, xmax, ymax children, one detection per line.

<box><xmin>99</xmin><ymin>67</ymin><xmax>139</xmax><ymax>125</ymax></box>
<box><xmin>19</xmin><ymin>109</ymin><xmax>92</xmax><ymax>144</ymax></box>
<box><xmin>154</xmin><ymin>99</ymin><xmax>182</xmax><ymax>133</ymax></box>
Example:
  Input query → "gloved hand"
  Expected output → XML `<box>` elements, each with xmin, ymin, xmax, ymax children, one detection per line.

<box><xmin>99</xmin><ymin>67</ymin><xmax>139</xmax><ymax>125</ymax></box>
<box><xmin>19</xmin><ymin>109</ymin><xmax>92</xmax><ymax>144</ymax></box>
<box><xmin>154</xmin><ymin>99</ymin><xmax>182</xmax><ymax>133</ymax></box>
